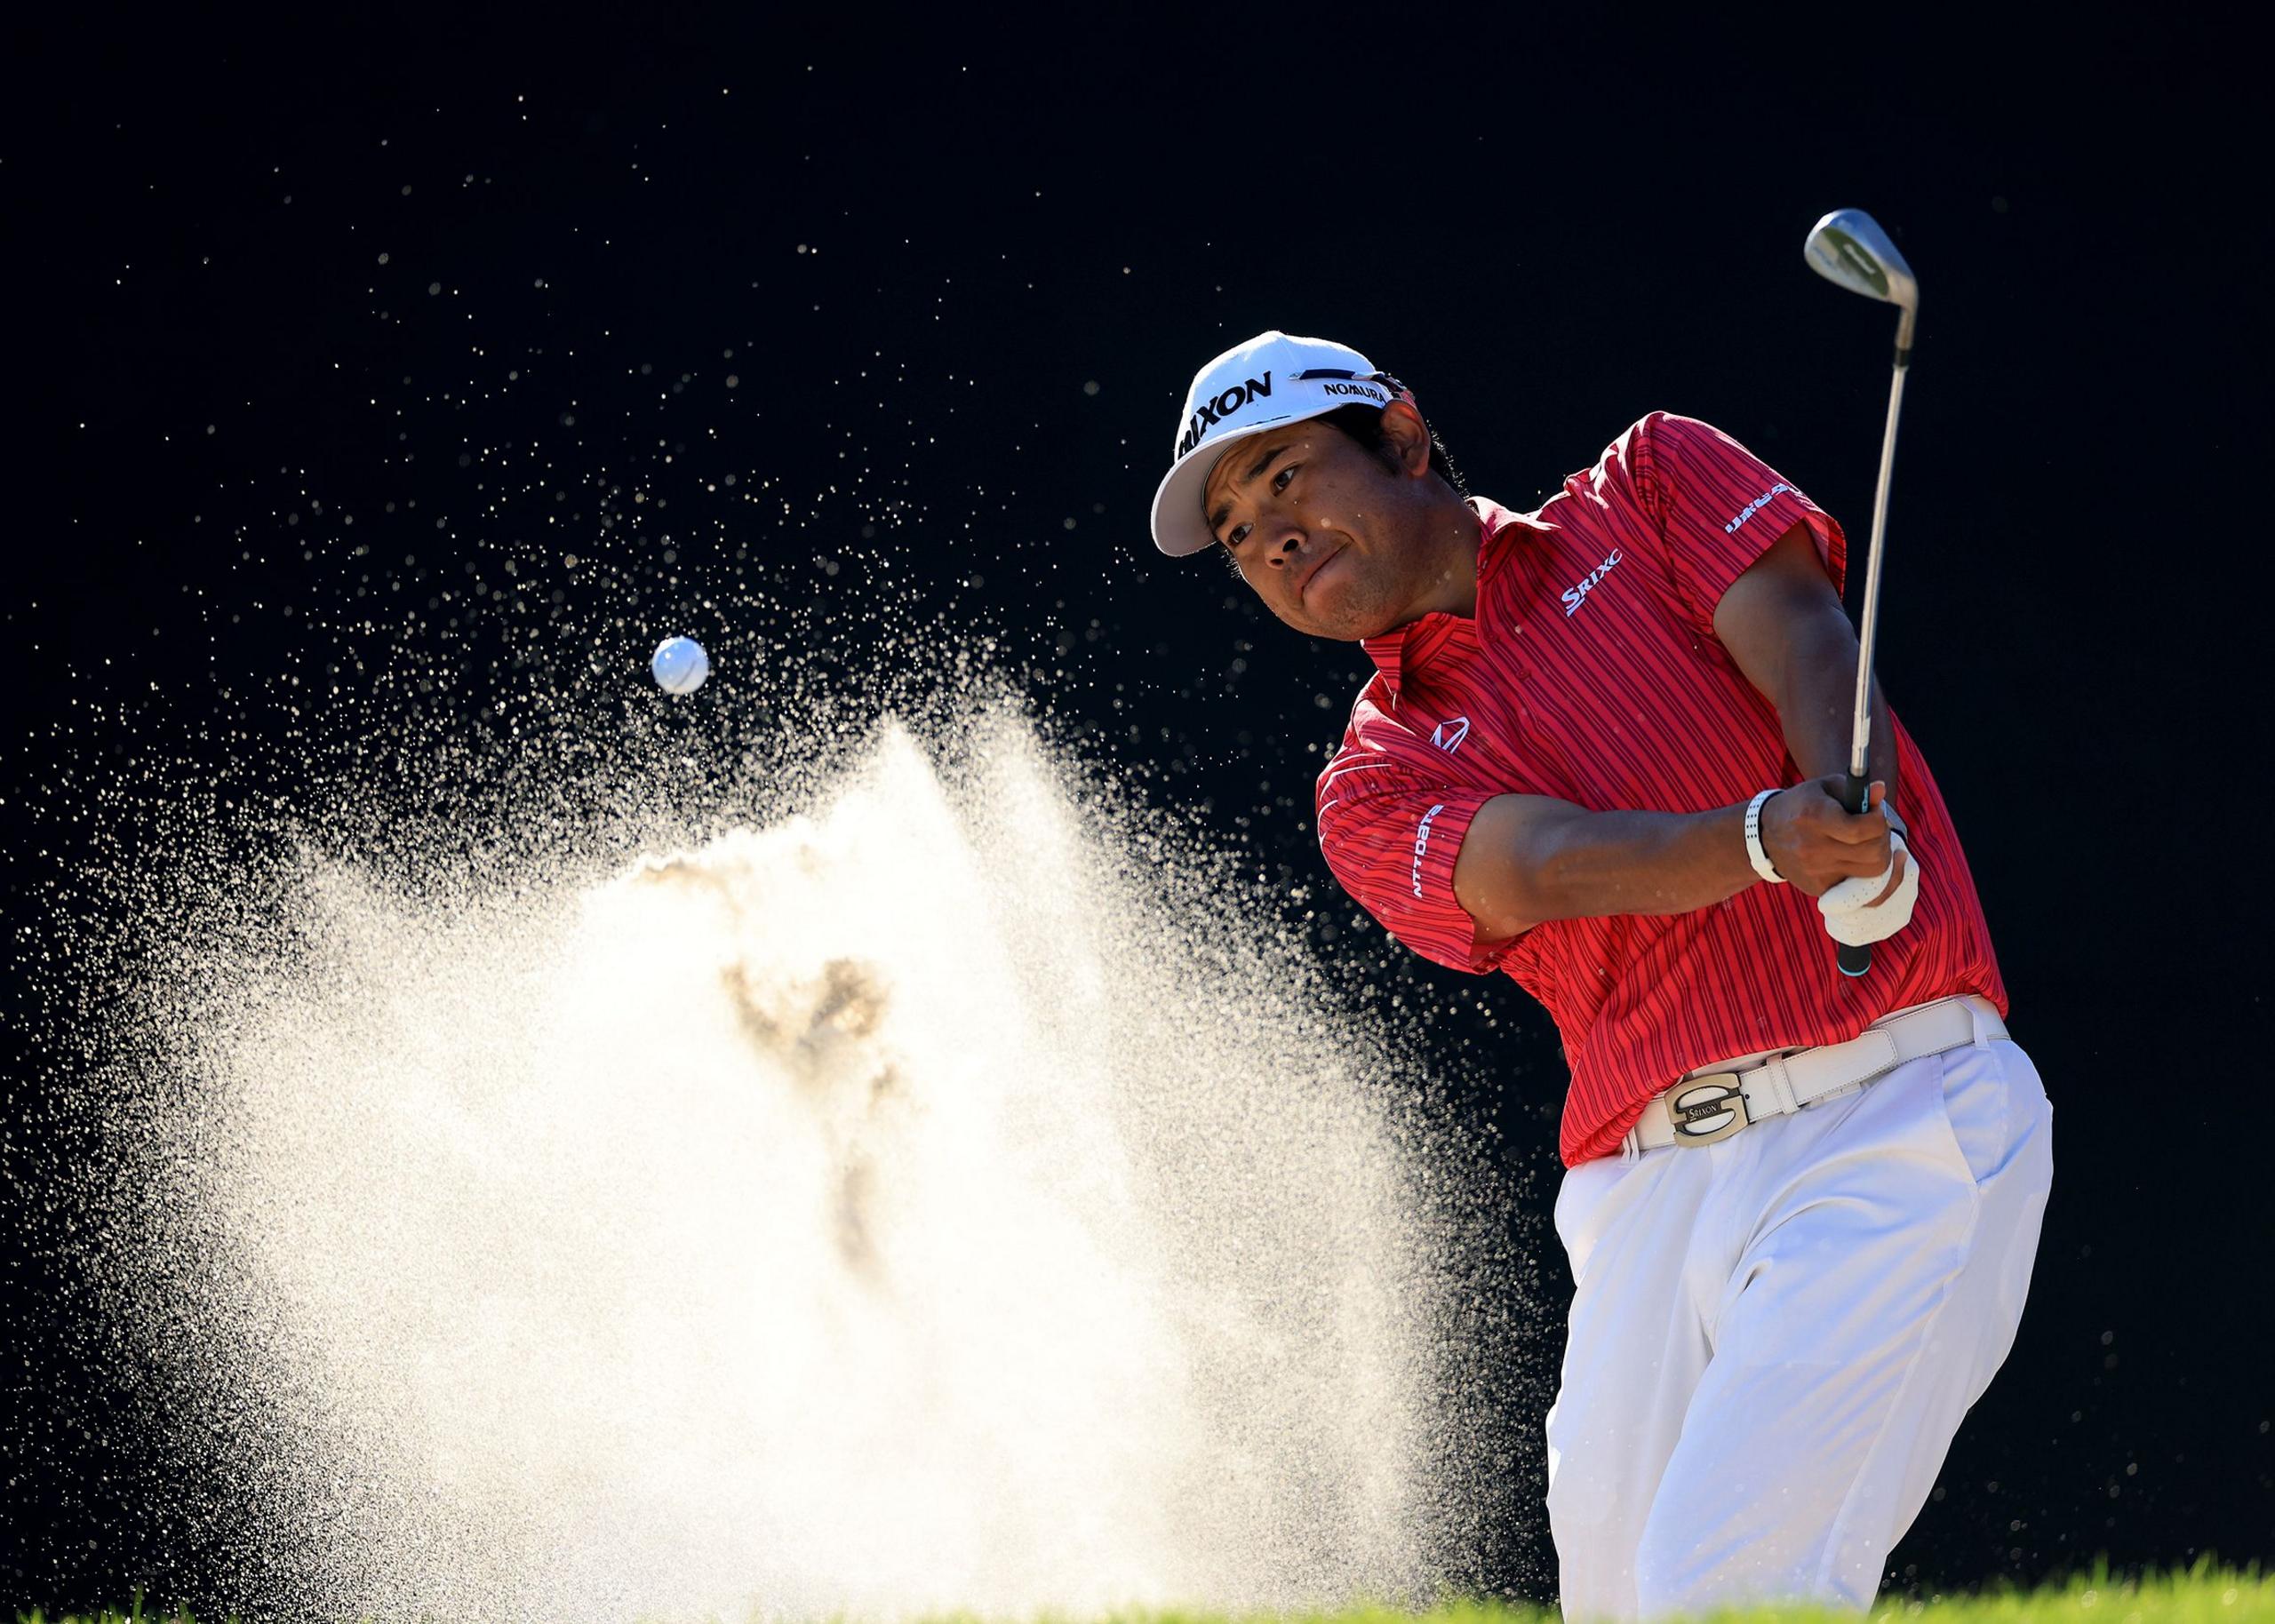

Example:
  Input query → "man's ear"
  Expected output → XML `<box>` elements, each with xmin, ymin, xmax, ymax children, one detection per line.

<box><xmin>1377</xmin><ymin>400</ymin><xmax>1433</xmax><ymax>478</ymax></box>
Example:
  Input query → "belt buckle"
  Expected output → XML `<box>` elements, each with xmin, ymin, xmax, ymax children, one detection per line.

<box><xmin>1667</xmin><ymin>1073</ymin><xmax>1752</xmax><ymax>1146</ymax></box>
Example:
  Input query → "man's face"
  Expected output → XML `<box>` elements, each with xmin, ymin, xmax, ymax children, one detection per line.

<box><xmin>1201</xmin><ymin>412</ymin><xmax>1436</xmax><ymax>641</ymax></box>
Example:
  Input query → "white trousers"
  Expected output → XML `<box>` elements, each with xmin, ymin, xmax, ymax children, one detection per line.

<box><xmin>1545</xmin><ymin>1007</ymin><xmax>2054</xmax><ymax>1621</ymax></box>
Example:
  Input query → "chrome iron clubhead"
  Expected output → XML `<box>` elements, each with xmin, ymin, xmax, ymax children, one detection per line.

<box><xmin>1806</xmin><ymin>209</ymin><xmax>1919</xmax><ymax>356</ymax></box>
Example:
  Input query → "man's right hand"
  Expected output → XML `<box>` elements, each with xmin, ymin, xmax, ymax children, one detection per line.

<box><xmin>1759</xmin><ymin>776</ymin><xmax>1905</xmax><ymax>899</ymax></box>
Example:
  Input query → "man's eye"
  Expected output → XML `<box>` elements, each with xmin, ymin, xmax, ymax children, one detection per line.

<box><xmin>1225</xmin><ymin>522</ymin><xmax>1251</xmax><ymax>547</ymax></box>
<box><xmin>1273</xmin><ymin>463</ymin><xmax>1298</xmax><ymax>493</ymax></box>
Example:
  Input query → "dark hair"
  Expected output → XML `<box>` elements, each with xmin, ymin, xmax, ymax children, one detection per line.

<box><xmin>1319</xmin><ymin>402</ymin><xmax>1467</xmax><ymax>498</ymax></box>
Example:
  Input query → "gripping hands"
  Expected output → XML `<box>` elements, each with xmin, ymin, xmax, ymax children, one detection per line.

<box><xmin>1818</xmin><ymin>830</ymin><xmax>1918</xmax><ymax>945</ymax></box>
<box><xmin>1759</xmin><ymin>776</ymin><xmax>1920</xmax><ymax>946</ymax></box>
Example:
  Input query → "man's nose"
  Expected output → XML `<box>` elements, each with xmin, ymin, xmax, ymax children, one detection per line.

<box><xmin>1265</xmin><ymin>525</ymin><xmax>1305</xmax><ymax>567</ymax></box>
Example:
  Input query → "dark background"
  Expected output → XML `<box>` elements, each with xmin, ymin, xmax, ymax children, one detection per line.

<box><xmin>4</xmin><ymin>10</ymin><xmax>2268</xmax><ymax>1613</ymax></box>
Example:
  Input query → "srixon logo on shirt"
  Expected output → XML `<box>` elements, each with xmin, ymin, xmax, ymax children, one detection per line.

<box><xmin>1176</xmin><ymin>372</ymin><xmax>1273</xmax><ymax>458</ymax></box>
<box><xmin>1561</xmin><ymin>548</ymin><xmax>1624</xmax><ymax>617</ymax></box>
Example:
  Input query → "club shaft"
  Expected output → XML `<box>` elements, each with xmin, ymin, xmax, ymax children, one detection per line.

<box><xmin>1848</xmin><ymin>359</ymin><xmax>1909</xmax><ymax>778</ymax></box>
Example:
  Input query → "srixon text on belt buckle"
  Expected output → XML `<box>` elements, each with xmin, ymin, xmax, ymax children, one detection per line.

<box><xmin>1666</xmin><ymin>1073</ymin><xmax>1752</xmax><ymax>1145</ymax></box>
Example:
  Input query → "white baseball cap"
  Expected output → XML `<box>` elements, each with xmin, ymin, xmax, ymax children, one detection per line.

<box><xmin>1148</xmin><ymin>330</ymin><xmax>1412</xmax><ymax>557</ymax></box>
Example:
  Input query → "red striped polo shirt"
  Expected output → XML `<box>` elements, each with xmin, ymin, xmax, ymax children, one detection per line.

<box><xmin>1314</xmin><ymin>411</ymin><xmax>2007</xmax><ymax>1166</ymax></box>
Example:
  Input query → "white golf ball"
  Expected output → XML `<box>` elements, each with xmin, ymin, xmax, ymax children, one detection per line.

<box><xmin>651</xmin><ymin>636</ymin><xmax>710</xmax><ymax>695</ymax></box>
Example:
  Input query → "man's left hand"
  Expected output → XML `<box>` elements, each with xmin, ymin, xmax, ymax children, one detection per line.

<box><xmin>1818</xmin><ymin>832</ymin><xmax>1920</xmax><ymax>946</ymax></box>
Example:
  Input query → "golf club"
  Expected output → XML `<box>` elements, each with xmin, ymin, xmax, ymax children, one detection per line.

<box><xmin>1804</xmin><ymin>207</ymin><xmax>1918</xmax><ymax>977</ymax></box>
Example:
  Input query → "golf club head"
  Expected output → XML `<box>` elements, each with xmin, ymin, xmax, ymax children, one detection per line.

<box><xmin>1806</xmin><ymin>208</ymin><xmax>1919</xmax><ymax>354</ymax></box>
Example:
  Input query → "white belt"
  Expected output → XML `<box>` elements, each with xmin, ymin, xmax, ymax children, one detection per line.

<box><xmin>1624</xmin><ymin>995</ymin><xmax>2007</xmax><ymax>1154</ymax></box>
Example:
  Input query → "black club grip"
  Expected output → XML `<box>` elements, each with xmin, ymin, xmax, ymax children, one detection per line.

<box><xmin>1838</xmin><ymin>770</ymin><xmax>1873</xmax><ymax>977</ymax></box>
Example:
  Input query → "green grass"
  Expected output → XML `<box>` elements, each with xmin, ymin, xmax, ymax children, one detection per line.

<box><xmin>17</xmin><ymin>1563</ymin><xmax>2271</xmax><ymax>1624</ymax></box>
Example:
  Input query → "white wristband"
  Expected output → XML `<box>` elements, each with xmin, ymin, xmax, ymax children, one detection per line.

<box><xmin>1744</xmin><ymin>789</ymin><xmax>1786</xmax><ymax>883</ymax></box>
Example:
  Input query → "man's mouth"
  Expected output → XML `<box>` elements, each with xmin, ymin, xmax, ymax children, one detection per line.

<box><xmin>1297</xmin><ymin>541</ymin><xmax>1347</xmax><ymax>602</ymax></box>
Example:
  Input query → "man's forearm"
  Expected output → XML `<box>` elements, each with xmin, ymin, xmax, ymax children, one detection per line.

<box><xmin>1711</xmin><ymin>529</ymin><xmax>1902</xmax><ymax>818</ymax></box>
<box><xmin>1528</xmin><ymin>802</ymin><xmax>1758</xmax><ymax>921</ymax></box>
<box><xmin>1457</xmin><ymin>788</ymin><xmax>1784</xmax><ymax>937</ymax></box>
<box><xmin>1455</xmin><ymin>769</ymin><xmax>1905</xmax><ymax>935</ymax></box>
<box><xmin>1774</xmin><ymin>611</ymin><xmax>1899</xmax><ymax>813</ymax></box>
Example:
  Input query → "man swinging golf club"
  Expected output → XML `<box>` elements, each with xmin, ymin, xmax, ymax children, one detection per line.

<box><xmin>1148</xmin><ymin>308</ymin><xmax>2053</xmax><ymax>1618</ymax></box>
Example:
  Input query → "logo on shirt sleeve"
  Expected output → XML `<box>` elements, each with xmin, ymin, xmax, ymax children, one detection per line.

<box><xmin>1431</xmin><ymin>716</ymin><xmax>1470</xmax><ymax>752</ymax></box>
<box><xmin>1722</xmin><ymin>482</ymin><xmax>1792</xmax><ymax>534</ymax></box>
<box><xmin>1411</xmin><ymin>802</ymin><xmax>1448</xmax><ymax>899</ymax></box>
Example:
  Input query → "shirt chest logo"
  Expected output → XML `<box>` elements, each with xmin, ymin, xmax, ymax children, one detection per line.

<box><xmin>1561</xmin><ymin>547</ymin><xmax>1624</xmax><ymax>617</ymax></box>
<box><xmin>1431</xmin><ymin>715</ymin><xmax>1471</xmax><ymax>752</ymax></box>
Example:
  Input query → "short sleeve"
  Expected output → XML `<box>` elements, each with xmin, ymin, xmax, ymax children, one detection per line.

<box><xmin>1315</xmin><ymin>747</ymin><xmax>1506</xmax><ymax>975</ymax></box>
<box><xmin>1616</xmin><ymin>412</ymin><xmax>1848</xmax><ymax>637</ymax></box>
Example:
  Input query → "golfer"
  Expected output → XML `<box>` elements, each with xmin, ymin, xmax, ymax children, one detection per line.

<box><xmin>1149</xmin><ymin>331</ymin><xmax>2054</xmax><ymax>1620</ymax></box>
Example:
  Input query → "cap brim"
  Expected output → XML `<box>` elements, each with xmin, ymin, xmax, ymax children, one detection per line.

<box><xmin>1149</xmin><ymin>411</ymin><xmax>1318</xmax><ymax>557</ymax></box>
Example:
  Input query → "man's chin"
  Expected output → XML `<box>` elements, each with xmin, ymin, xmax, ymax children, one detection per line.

<box><xmin>1267</xmin><ymin>577</ymin><xmax>1400</xmax><ymax>641</ymax></box>
<box><xmin>1298</xmin><ymin>615</ymin><xmax>1400</xmax><ymax>645</ymax></box>
<box><xmin>1327</xmin><ymin>597</ymin><xmax>1408</xmax><ymax>642</ymax></box>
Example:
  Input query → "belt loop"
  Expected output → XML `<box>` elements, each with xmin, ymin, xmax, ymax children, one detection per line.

<box><xmin>1755</xmin><ymin>1055</ymin><xmax>1799</xmax><ymax>1117</ymax></box>
<box><xmin>1969</xmin><ymin>997</ymin><xmax>1993</xmax><ymax>1049</ymax></box>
